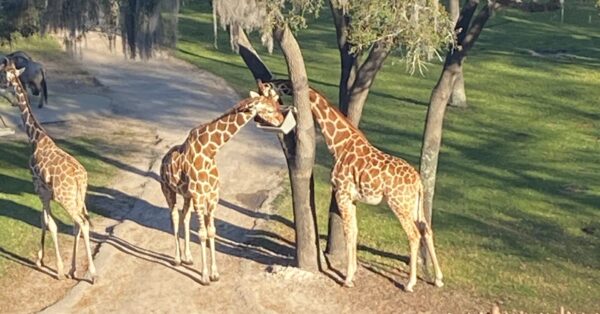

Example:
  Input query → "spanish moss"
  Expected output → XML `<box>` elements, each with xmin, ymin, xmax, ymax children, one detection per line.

<box><xmin>0</xmin><ymin>0</ymin><xmax>180</xmax><ymax>59</ymax></box>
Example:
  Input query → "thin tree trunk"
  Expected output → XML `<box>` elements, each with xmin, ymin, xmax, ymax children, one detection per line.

<box><xmin>274</xmin><ymin>25</ymin><xmax>321</xmax><ymax>271</ymax></box>
<box><xmin>330</xmin><ymin>1</ymin><xmax>356</xmax><ymax>114</ymax></box>
<box><xmin>420</xmin><ymin>66</ymin><xmax>458</xmax><ymax>223</ymax></box>
<box><xmin>326</xmin><ymin>1</ymin><xmax>353</xmax><ymax>260</ymax></box>
<box><xmin>420</xmin><ymin>0</ymin><xmax>492</xmax><ymax>223</ymax></box>
<box><xmin>448</xmin><ymin>69</ymin><xmax>468</xmax><ymax>107</ymax></box>
<box><xmin>345</xmin><ymin>42</ymin><xmax>390</xmax><ymax>126</ymax></box>
<box><xmin>448</xmin><ymin>0</ymin><xmax>469</xmax><ymax>108</ymax></box>
<box><xmin>325</xmin><ymin>2</ymin><xmax>391</xmax><ymax>261</ymax></box>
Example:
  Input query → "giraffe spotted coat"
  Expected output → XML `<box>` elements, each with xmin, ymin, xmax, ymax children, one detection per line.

<box><xmin>261</xmin><ymin>80</ymin><xmax>443</xmax><ymax>291</ymax></box>
<box><xmin>160</xmin><ymin>87</ymin><xmax>284</xmax><ymax>284</ymax></box>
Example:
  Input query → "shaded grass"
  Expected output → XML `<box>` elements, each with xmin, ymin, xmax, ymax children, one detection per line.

<box><xmin>182</xmin><ymin>1</ymin><xmax>600</xmax><ymax>311</ymax></box>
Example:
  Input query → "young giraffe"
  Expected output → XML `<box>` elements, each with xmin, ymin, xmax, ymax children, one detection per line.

<box><xmin>0</xmin><ymin>58</ymin><xmax>97</xmax><ymax>282</ymax></box>
<box><xmin>260</xmin><ymin>80</ymin><xmax>443</xmax><ymax>292</ymax></box>
<box><xmin>160</xmin><ymin>84</ymin><xmax>284</xmax><ymax>285</ymax></box>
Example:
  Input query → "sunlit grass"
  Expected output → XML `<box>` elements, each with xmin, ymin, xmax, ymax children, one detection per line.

<box><xmin>175</xmin><ymin>1</ymin><xmax>600</xmax><ymax>310</ymax></box>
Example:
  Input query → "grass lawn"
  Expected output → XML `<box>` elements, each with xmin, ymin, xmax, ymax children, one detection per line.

<box><xmin>0</xmin><ymin>37</ymin><xmax>118</xmax><ymax>277</ymax></box>
<box><xmin>175</xmin><ymin>1</ymin><xmax>600</xmax><ymax>311</ymax></box>
<box><xmin>176</xmin><ymin>2</ymin><xmax>600</xmax><ymax>311</ymax></box>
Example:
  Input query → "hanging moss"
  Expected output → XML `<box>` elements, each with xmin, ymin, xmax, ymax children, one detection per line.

<box><xmin>0</xmin><ymin>0</ymin><xmax>179</xmax><ymax>59</ymax></box>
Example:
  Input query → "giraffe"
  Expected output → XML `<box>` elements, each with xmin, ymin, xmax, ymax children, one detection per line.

<box><xmin>260</xmin><ymin>80</ymin><xmax>443</xmax><ymax>292</ymax></box>
<box><xmin>0</xmin><ymin>58</ymin><xmax>97</xmax><ymax>283</ymax></box>
<box><xmin>160</xmin><ymin>83</ymin><xmax>284</xmax><ymax>285</ymax></box>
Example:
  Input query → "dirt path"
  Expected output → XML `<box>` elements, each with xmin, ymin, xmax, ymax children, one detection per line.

<box><xmin>1</xmin><ymin>45</ymin><xmax>488</xmax><ymax>313</ymax></box>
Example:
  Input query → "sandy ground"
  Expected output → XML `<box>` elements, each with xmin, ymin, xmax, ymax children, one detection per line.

<box><xmin>0</xmin><ymin>44</ymin><xmax>489</xmax><ymax>313</ymax></box>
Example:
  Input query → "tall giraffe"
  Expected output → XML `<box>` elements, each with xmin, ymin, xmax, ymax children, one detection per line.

<box><xmin>261</xmin><ymin>80</ymin><xmax>443</xmax><ymax>292</ymax></box>
<box><xmin>160</xmin><ymin>84</ymin><xmax>284</xmax><ymax>285</ymax></box>
<box><xmin>0</xmin><ymin>58</ymin><xmax>97</xmax><ymax>282</ymax></box>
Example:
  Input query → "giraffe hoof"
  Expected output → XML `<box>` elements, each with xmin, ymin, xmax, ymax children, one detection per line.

<box><xmin>56</xmin><ymin>272</ymin><xmax>68</xmax><ymax>280</ymax></box>
<box><xmin>404</xmin><ymin>283</ymin><xmax>415</xmax><ymax>293</ymax></box>
<box><xmin>181</xmin><ymin>259</ymin><xmax>194</xmax><ymax>266</ymax></box>
<box><xmin>35</xmin><ymin>259</ymin><xmax>44</xmax><ymax>269</ymax></box>
<box><xmin>172</xmin><ymin>259</ymin><xmax>182</xmax><ymax>266</ymax></box>
<box><xmin>434</xmin><ymin>278</ymin><xmax>444</xmax><ymax>287</ymax></box>
<box><xmin>91</xmin><ymin>275</ymin><xmax>98</xmax><ymax>285</ymax></box>
<box><xmin>200</xmin><ymin>277</ymin><xmax>211</xmax><ymax>286</ymax></box>
<box><xmin>342</xmin><ymin>281</ymin><xmax>355</xmax><ymax>288</ymax></box>
<box><xmin>210</xmin><ymin>274</ymin><xmax>220</xmax><ymax>282</ymax></box>
<box><xmin>67</xmin><ymin>269</ymin><xmax>77</xmax><ymax>279</ymax></box>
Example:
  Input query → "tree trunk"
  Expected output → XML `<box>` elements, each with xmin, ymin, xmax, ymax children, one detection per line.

<box><xmin>325</xmin><ymin>2</ymin><xmax>391</xmax><ymax>261</ymax></box>
<box><xmin>448</xmin><ymin>69</ymin><xmax>468</xmax><ymax>108</ymax></box>
<box><xmin>345</xmin><ymin>42</ymin><xmax>390</xmax><ymax>126</ymax></box>
<box><xmin>325</xmin><ymin>1</ymin><xmax>353</xmax><ymax>260</ymax></box>
<box><xmin>447</xmin><ymin>0</ymin><xmax>469</xmax><ymax>108</ymax></box>
<box><xmin>420</xmin><ymin>0</ymin><xmax>493</xmax><ymax>224</ymax></box>
<box><xmin>330</xmin><ymin>1</ymin><xmax>356</xmax><ymax>114</ymax></box>
<box><xmin>274</xmin><ymin>25</ymin><xmax>321</xmax><ymax>271</ymax></box>
<box><xmin>420</xmin><ymin>66</ymin><xmax>458</xmax><ymax>223</ymax></box>
<box><xmin>230</xmin><ymin>24</ymin><xmax>274</xmax><ymax>81</ymax></box>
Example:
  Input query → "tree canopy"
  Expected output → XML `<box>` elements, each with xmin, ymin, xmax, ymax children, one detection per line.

<box><xmin>215</xmin><ymin>0</ymin><xmax>455</xmax><ymax>74</ymax></box>
<box><xmin>333</xmin><ymin>0</ymin><xmax>454</xmax><ymax>73</ymax></box>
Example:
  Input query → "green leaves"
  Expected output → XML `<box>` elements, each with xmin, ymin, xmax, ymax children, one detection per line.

<box><xmin>337</xmin><ymin>0</ymin><xmax>455</xmax><ymax>74</ymax></box>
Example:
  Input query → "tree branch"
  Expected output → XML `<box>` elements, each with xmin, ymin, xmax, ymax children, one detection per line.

<box><xmin>231</xmin><ymin>24</ymin><xmax>274</xmax><ymax>81</ymax></box>
<box><xmin>344</xmin><ymin>41</ymin><xmax>390</xmax><ymax>125</ymax></box>
<box><xmin>462</xmin><ymin>3</ymin><xmax>494</xmax><ymax>51</ymax></box>
<box><xmin>330</xmin><ymin>0</ymin><xmax>356</xmax><ymax>112</ymax></box>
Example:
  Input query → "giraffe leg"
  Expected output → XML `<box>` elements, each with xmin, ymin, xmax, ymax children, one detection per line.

<box><xmin>67</xmin><ymin>223</ymin><xmax>81</xmax><ymax>279</ymax></box>
<box><xmin>162</xmin><ymin>186</ymin><xmax>181</xmax><ymax>266</ymax></box>
<box><xmin>46</xmin><ymin>209</ymin><xmax>66</xmax><ymax>279</ymax></box>
<box><xmin>206</xmin><ymin>201</ymin><xmax>219</xmax><ymax>282</ymax></box>
<box><xmin>36</xmin><ymin>204</ymin><xmax>48</xmax><ymax>269</ymax></box>
<box><xmin>193</xmin><ymin>197</ymin><xmax>210</xmax><ymax>285</ymax></box>
<box><xmin>336</xmin><ymin>192</ymin><xmax>357</xmax><ymax>288</ymax></box>
<box><xmin>419</xmin><ymin>222</ymin><xmax>444</xmax><ymax>287</ymax></box>
<box><xmin>181</xmin><ymin>197</ymin><xmax>194</xmax><ymax>265</ymax></box>
<box><xmin>398</xmin><ymin>216</ymin><xmax>420</xmax><ymax>292</ymax></box>
<box><xmin>171</xmin><ymin>208</ymin><xmax>182</xmax><ymax>266</ymax></box>
<box><xmin>79</xmin><ymin>218</ymin><xmax>97</xmax><ymax>284</ymax></box>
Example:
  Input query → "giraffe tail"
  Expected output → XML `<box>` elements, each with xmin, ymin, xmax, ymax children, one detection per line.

<box><xmin>75</xmin><ymin>179</ymin><xmax>93</xmax><ymax>229</ymax></box>
<box><xmin>414</xmin><ymin>185</ymin><xmax>430</xmax><ymax>268</ymax></box>
<box><xmin>82</xmin><ymin>204</ymin><xmax>94</xmax><ymax>229</ymax></box>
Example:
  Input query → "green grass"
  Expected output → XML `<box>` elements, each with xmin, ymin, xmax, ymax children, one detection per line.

<box><xmin>175</xmin><ymin>1</ymin><xmax>600</xmax><ymax>311</ymax></box>
<box><xmin>0</xmin><ymin>36</ymin><xmax>118</xmax><ymax>278</ymax></box>
<box><xmin>0</xmin><ymin>34</ymin><xmax>73</xmax><ymax>62</ymax></box>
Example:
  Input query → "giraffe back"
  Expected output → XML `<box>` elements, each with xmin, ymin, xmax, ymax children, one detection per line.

<box><xmin>30</xmin><ymin>137</ymin><xmax>88</xmax><ymax>211</ymax></box>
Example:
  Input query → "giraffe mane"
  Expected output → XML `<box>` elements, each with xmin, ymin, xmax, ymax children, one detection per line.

<box><xmin>308</xmin><ymin>87</ymin><xmax>368</xmax><ymax>140</ymax></box>
<box><xmin>263</xmin><ymin>80</ymin><xmax>368</xmax><ymax>140</ymax></box>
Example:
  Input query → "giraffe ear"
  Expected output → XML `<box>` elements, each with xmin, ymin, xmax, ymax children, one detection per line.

<box><xmin>16</xmin><ymin>67</ymin><xmax>26</xmax><ymax>77</ymax></box>
<box><xmin>249</xmin><ymin>91</ymin><xmax>260</xmax><ymax>98</ymax></box>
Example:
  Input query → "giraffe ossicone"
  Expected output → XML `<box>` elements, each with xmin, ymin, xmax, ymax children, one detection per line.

<box><xmin>260</xmin><ymin>80</ymin><xmax>444</xmax><ymax>292</ymax></box>
<box><xmin>159</xmin><ymin>84</ymin><xmax>284</xmax><ymax>285</ymax></box>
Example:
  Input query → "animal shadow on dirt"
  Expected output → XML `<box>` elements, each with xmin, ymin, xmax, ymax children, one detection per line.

<box><xmin>0</xmin><ymin>170</ymin><xmax>416</xmax><ymax>286</ymax></box>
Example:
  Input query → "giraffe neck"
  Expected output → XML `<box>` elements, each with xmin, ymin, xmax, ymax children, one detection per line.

<box><xmin>9</xmin><ymin>74</ymin><xmax>47</xmax><ymax>143</ymax></box>
<box><xmin>270</xmin><ymin>80</ymin><xmax>361</xmax><ymax>159</ymax></box>
<box><xmin>190</xmin><ymin>99</ymin><xmax>256</xmax><ymax>157</ymax></box>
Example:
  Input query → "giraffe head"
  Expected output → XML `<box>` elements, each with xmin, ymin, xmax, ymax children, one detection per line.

<box><xmin>0</xmin><ymin>57</ymin><xmax>25</xmax><ymax>106</ymax></box>
<box><xmin>245</xmin><ymin>83</ymin><xmax>285</xmax><ymax>127</ymax></box>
